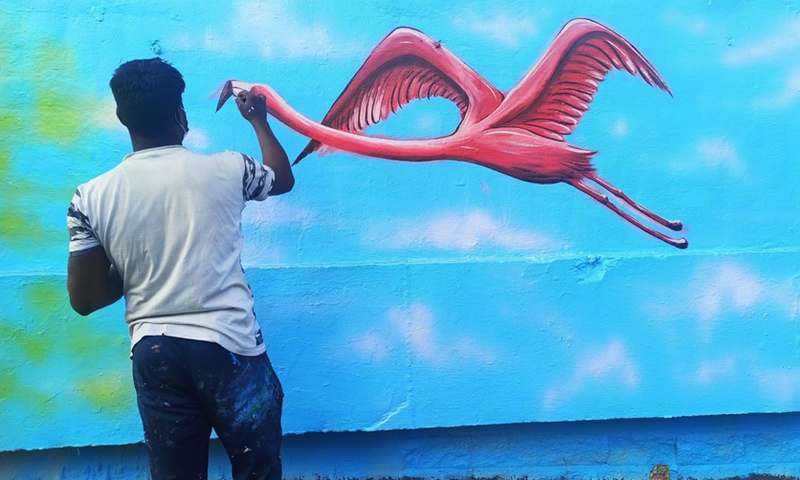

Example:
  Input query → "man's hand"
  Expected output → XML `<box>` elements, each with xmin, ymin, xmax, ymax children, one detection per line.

<box><xmin>236</xmin><ymin>90</ymin><xmax>268</xmax><ymax>124</ymax></box>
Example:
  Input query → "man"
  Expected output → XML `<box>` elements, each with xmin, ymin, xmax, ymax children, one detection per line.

<box><xmin>67</xmin><ymin>57</ymin><xmax>293</xmax><ymax>480</ymax></box>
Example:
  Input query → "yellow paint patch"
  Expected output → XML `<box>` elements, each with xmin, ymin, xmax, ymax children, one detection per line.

<box><xmin>23</xmin><ymin>282</ymin><xmax>66</xmax><ymax>317</ymax></box>
<box><xmin>0</xmin><ymin>372</ymin><xmax>14</xmax><ymax>401</ymax></box>
<box><xmin>76</xmin><ymin>373</ymin><xmax>131</xmax><ymax>411</ymax></box>
<box><xmin>0</xmin><ymin>113</ymin><xmax>20</xmax><ymax>134</ymax></box>
<box><xmin>0</xmin><ymin>209</ymin><xmax>41</xmax><ymax>245</ymax></box>
<box><xmin>35</xmin><ymin>91</ymin><xmax>85</xmax><ymax>145</ymax></box>
<box><xmin>0</xmin><ymin>324</ymin><xmax>49</xmax><ymax>363</ymax></box>
<box><xmin>0</xmin><ymin>148</ymin><xmax>9</xmax><ymax>175</ymax></box>
<box><xmin>18</xmin><ymin>333</ymin><xmax>49</xmax><ymax>363</ymax></box>
<box><xmin>66</xmin><ymin>315</ymin><xmax>128</xmax><ymax>360</ymax></box>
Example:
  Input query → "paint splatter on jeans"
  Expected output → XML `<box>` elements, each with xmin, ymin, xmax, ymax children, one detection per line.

<box><xmin>132</xmin><ymin>335</ymin><xmax>283</xmax><ymax>480</ymax></box>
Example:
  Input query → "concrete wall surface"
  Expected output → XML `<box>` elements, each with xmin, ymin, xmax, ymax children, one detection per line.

<box><xmin>2</xmin><ymin>0</ymin><xmax>800</xmax><ymax>477</ymax></box>
<box><xmin>3</xmin><ymin>412</ymin><xmax>800</xmax><ymax>480</ymax></box>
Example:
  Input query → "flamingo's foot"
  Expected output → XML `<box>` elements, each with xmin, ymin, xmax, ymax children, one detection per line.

<box><xmin>666</xmin><ymin>219</ymin><xmax>683</xmax><ymax>232</ymax></box>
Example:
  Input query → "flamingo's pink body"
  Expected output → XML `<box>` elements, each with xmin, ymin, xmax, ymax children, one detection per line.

<box><xmin>218</xmin><ymin>19</ymin><xmax>687</xmax><ymax>248</ymax></box>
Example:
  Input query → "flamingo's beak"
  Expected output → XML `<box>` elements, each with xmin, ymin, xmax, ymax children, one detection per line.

<box><xmin>215</xmin><ymin>80</ymin><xmax>236</xmax><ymax>113</ymax></box>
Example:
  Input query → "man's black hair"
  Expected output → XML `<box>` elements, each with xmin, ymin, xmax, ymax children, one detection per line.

<box><xmin>110</xmin><ymin>58</ymin><xmax>186</xmax><ymax>137</ymax></box>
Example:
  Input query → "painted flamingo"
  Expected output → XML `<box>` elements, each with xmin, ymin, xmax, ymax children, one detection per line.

<box><xmin>217</xmin><ymin>18</ymin><xmax>687</xmax><ymax>248</ymax></box>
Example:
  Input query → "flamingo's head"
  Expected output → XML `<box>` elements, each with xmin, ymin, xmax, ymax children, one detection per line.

<box><xmin>215</xmin><ymin>79</ymin><xmax>257</xmax><ymax>112</ymax></box>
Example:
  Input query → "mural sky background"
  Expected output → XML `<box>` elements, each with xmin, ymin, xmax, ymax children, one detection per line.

<box><xmin>1</xmin><ymin>0</ymin><xmax>799</xmax><ymax>450</ymax></box>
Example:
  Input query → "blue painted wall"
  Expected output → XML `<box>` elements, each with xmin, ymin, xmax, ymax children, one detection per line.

<box><xmin>2</xmin><ymin>0</ymin><xmax>800</xmax><ymax>470</ymax></box>
<box><xmin>5</xmin><ymin>413</ymin><xmax>800</xmax><ymax>479</ymax></box>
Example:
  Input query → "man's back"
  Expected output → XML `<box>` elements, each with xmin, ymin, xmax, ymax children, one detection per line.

<box><xmin>69</xmin><ymin>145</ymin><xmax>273</xmax><ymax>355</ymax></box>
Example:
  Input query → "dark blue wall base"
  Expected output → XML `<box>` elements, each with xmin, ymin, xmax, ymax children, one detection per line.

<box><xmin>3</xmin><ymin>411</ymin><xmax>800</xmax><ymax>479</ymax></box>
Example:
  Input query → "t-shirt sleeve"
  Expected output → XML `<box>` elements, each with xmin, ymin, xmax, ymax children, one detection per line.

<box><xmin>67</xmin><ymin>188</ymin><xmax>102</xmax><ymax>257</ymax></box>
<box><xmin>241</xmin><ymin>153</ymin><xmax>275</xmax><ymax>202</ymax></box>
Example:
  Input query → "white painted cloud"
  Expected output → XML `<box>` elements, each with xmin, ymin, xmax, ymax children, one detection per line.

<box><xmin>648</xmin><ymin>261</ymin><xmax>799</xmax><ymax>339</ymax></box>
<box><xmin>178</xmin><ymin>0</ymin><xmax>364</xmax><ymax>59</ymax></box>
<box><xmin>239</xmin><ymin>198</ymin><xmax>313</xmax><ymax>265</ymax></box>
<box><xmin>352</xmin><ymin>330</ymin><xmax>393</xmax><ymax>363</ymax></box>
<box><xmin>719</xmin><ymin>18</ymin><xmax>800</xmax><ymax>110</ymax></box>
<box><xmin>611</xmin><ymin>118</ymin><xmax>629</xmax><ymax>138</ymax></box>
<box><xmin>693</xmin><ymin>262</ymin><xmax>765</xmax><ymax>323</ymax></box>
<box><xmin>389</xmin><ymin>303</ymin><xmax>439</xmax><ymax>361</ymax></box>
<box><xmin>92</xmin><ymin>97</ymin><xmax>122</xmax><ymax>130</ymax></box>
<box><xmin>693</xmin><ymin>357</ymin><xmax>737</xmax><ymax>385</ymax></box>
<box><xmin>542</xmin><ymin>340</ymin><xmax>640</xmax><ymax>410</ymax></box>
<box><xmin>663</xmin><ymin>10</ymin><xmax>710</xmax><ymax>38</ymax></box>
<box><xmin>184</xmin><ymin>127</ymin><xmax>211</xmax><ymax>151</ymax></box>
<box><xmin>644</xmin><ymin>261</ymin><xmax>799</xmax><ymax>335</ymax></box>
<box><xmin>695</xmin><ymin>137</ymin><xmax>745</xmax><ymax>173</ymax></box>
<box><xmin>723</xmin><ymin>18</ymin><xmax>800</xmax><ymax>67</ymax></box>
<box><xmin>669</xmin><ymin>137</ymin><xmax>746</xmax><ymax>176</ymax></box>
<box><xmin>756</xmin><ymin>368</ymin><xmax>800</xmax><ymax>406</ymax></box>
<box><xmin>452</xmin><ymin>9</ymin><xmax>538</xmax><ymax>48</ymax></box>
<box><xmin>753</xmin><ymin>68</ymin><xmax>800</xmax><ymax>109</ymax></box>
<box><xmin>376</xmin><ymin>210</ymin><xmax>556</xmax><ymax>252</ymax></box>
<box><xmin>369</xmin><ymin>302</ymin><xmax>497</xmax><ymax>365</ymax></box>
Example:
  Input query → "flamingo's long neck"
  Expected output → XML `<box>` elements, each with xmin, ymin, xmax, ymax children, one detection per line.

<box><xmin>251</xmin><ymin>84</ymin><xmax>454</xmax><ymax>162</ymax></box>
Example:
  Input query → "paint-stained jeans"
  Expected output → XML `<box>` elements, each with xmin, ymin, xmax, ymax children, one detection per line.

<box><xmin>132</xmin><ymin>335</ymin><xmax>283</xmax><ymax>480</ymax></box>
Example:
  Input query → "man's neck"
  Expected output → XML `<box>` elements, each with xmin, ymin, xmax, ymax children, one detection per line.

<box><xmin>130</xmin><ymin>135</ymin><xmax>183</xmax><ymax>152</ymax></box>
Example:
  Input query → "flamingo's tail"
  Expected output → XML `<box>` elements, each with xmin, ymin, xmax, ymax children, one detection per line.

<box><xmin>569</xmin><ymin>175</ymin><xmax>687</xmax><ymax>249</ymax></box>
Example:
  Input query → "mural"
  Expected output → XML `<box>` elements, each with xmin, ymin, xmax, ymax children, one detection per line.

<box><xmin>220</xmin><ymin>19</ymin><xmax>685</xmax><ymax>247</ymax></box>
<box><xmin>2</xmin><ymin>0</ymin><xmax>800</xmax><ymax>453</ymax></box>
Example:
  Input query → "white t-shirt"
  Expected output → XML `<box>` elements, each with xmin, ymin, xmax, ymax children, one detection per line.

<box><xmin>67</xmin><ymin>145</ymin><xmax>275</xmax><ymax>356</ymax></box>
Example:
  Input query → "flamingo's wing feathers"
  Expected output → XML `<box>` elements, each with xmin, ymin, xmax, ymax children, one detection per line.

<box><xmin>491</xmin><ymin>19</ymin><xmax>671</xmax><ymax>141</ymax></box>
<box><xmin>295</xmin><ymin>27</ymin><xmax>503</xmax><ymax>164</ymax></box>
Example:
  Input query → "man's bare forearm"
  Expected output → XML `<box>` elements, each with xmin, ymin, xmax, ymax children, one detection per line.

<box><xmin>67</xmin><ymin>251</ymin><xmax>124</xmax><ymax>316</ymax></box>
<box><xmin>250</xmin><ymin>119</ymin><xmax>294</xmax><ymax>195</ymax></box>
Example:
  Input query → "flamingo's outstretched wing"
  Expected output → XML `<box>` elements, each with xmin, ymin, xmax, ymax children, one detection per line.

<box><xmin>294</xmin><ymin>27</ymin><xmax>503</xmax><ymax>164</ymax></box>
<box><xmin>489</xmin><ymin>19</ymin><xmax>671</xmax><ymax>141</ymax></box>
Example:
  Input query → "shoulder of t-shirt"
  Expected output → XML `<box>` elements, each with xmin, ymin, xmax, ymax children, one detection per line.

<box><xmin>73</xmin><ymin>163</ymin><xmax>125</xmax><ymax>196</ymax></box>
<box><xmin>202</xmin><ymin>150</ymin><xmax>253</xmax><ymax>166</ymax></box>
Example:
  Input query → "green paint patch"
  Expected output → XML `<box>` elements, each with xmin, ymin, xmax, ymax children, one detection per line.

<box><xmin>76</xmin><ymin>374</ymin><xmax>132</xmax><ymax>411</ymax></box>
<box><xmin>35</xmin><ymin>91</ymin><xmax>84</xmax><ymax>145</ymax></box>
<box><xmin>0</xmin><ymin>208</ymin><xmax>42</xmax><ymax>245</ymax></box>
<box><xmin>22</xmin><ymin>386</ymin><xmax>59</xmax><ymax>417</ymax></box>
<box><xmin>0</xmin><ymin>369</ymin><xmax>16</xmax><ymax>402</ymax></box>
<box><xmin>65</xmin><ymin>314</ymin><xmax>128</xmax><ymax>359</ymax></box>
<box><xmin>0</xmin><ymin>148</ymin><xmax>10</xmax><ymax>179</ymax></box>
<box><xmin>17</xmin><ymin>333</ymin><xmax>49</xmax><ymax>363</ymax></box>
<box><xmin>0</xmin><ymin>323</ymin><xmax>49</xmax><ymax>363</ymax></box>
<box><xmin>23</xmin><ymin>282</ymin><xmax>66</xmax><ymax>317</ymax></box>
<box><xmin>0</xmin><ymin>114</ymin><xmax>19</xmax><ymax>134</ymax></box>
<box><xmin>36</xmin><ymin>38</ymin><xmax>78</xmax><ymax>78</ymax></box>
<box><xmin>68</xmin><ymin>331</ymin><xmax>128</xmax><ymax>360</ymax></box>
<box><xmin>0</xmin><ymin>378</ymin><xmax>53</xmax><ymax>419</ymax></box>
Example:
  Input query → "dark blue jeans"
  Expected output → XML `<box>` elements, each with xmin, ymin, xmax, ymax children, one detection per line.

<box><xmin>132</xmin><ymin>335</ymin><xmax>283</xmax><ymax>480</ymax></box>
